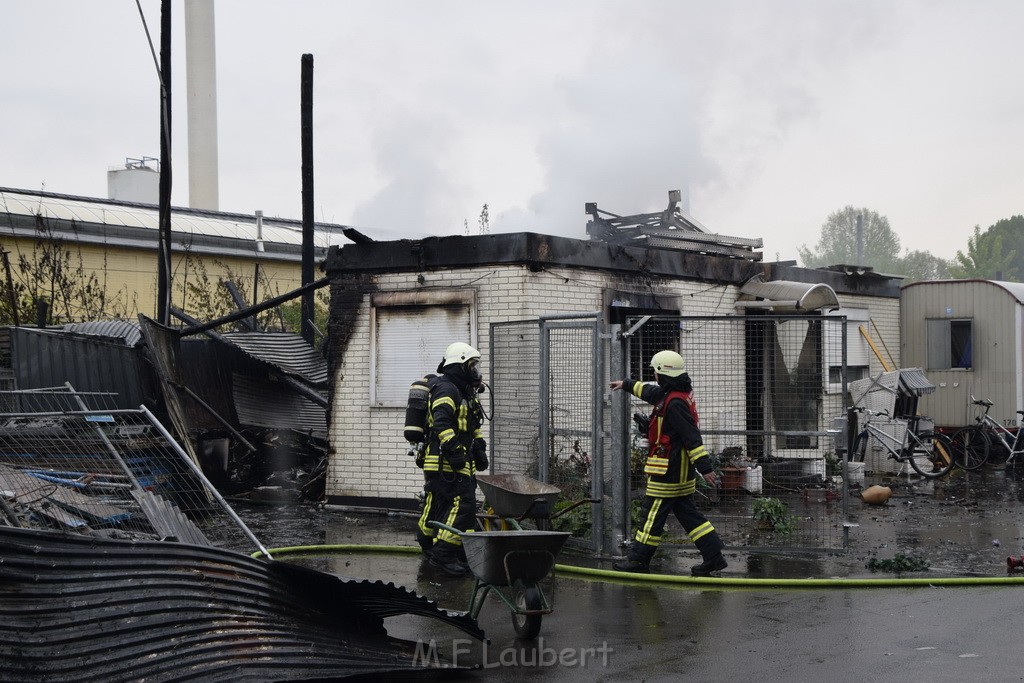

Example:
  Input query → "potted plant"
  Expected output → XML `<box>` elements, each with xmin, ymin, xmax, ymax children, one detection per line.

<box><xmin>717</xmin><ymin>446</ymin><xmax>748</xmax><ymax>491</ymax></box>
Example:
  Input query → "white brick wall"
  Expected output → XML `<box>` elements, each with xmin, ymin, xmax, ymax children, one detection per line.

<box><xmin>326</xmin><ymin>265</ymin><xmax>900</xmax><ymax>503</ymax></box>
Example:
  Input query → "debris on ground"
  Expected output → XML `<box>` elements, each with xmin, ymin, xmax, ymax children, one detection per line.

<box><xmin>861</xmin><ymin>485</ymin><xmax>892</xmax><ymax>505</ymax></box>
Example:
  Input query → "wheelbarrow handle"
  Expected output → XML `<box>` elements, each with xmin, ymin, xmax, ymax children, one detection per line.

<box><xmin>550</xmin><ymin>498</ymin><xmax>600</xmax><ymax>520</ymax></box>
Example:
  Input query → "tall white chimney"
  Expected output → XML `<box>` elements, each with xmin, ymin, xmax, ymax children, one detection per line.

<box><xmin>184</xmin><ymin>0</ymin><xmax>219</xmax><ymax>210</ymax></box>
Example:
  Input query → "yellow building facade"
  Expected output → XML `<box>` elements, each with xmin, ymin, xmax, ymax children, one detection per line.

<box><xmin>0</xmin><ymin>187</ymin><xmax>346</xmax><ymax>325</ymax></box>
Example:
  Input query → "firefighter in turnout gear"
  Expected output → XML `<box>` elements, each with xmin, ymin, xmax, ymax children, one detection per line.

<box><xmin>609</xmin><ymin>350</ymin><xmax>727</xmax><ymax>576</ymax></box>
<box><xmin>416</xmin><ymin>342</ymin><xmax>488</xmax><ymax>576</ymax></box>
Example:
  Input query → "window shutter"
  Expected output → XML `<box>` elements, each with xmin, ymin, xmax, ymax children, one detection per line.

<box><xmin>373</xmin><ymin>305</ymin><xmax>473</xmax><ymax>406</ymax></box>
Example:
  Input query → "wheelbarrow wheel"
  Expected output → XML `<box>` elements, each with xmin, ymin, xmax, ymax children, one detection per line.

<box><xmin>511</xmin><ymin>581</ymin><xmax>543</xmax><ymax>639</ymax></box>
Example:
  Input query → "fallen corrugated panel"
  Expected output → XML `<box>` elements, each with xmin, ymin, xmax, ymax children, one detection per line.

<box><xmin>130</xmin><ymin>489</ymin><xmax>212</xmax><ymax>545</ymax></box>
<box><xmin>62</xmin><ymin>320</ymin><xmax>143</xmax><ymax>347</ymax></box>
<box><xmin>232</xmin><ymin>373</ymin><xmax>327</xmax><ymax>433</ymax></box>
<box><xmin>0</xmin><ymin>526</ymin><xmax>482</xmax><ymax>681</ymax></box>
<box><xmin>221</xmin><ymin>332</ymin><xmax>328</xmax><ymax>387</ymax></box>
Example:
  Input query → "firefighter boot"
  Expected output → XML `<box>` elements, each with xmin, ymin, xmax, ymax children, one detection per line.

<box><xmin>429</xmin><ymin>540</ymin><xmax>469</xmax><ymax>577</ymax></box>
<box><xmin>613</xmin><ymin>542</ymin><xmax>655</xmax><ymax>573</ymax></box>
<box><xmin>691</xmin><ymin>531</ymin><xmax>727</xmax><ymax>576</ymax></box>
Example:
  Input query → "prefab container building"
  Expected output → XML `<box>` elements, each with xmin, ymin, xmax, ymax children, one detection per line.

<box><xmin>900</xmin><ymin>279</ymin><xmax>1024</xmax><ymax>430</ymax></box>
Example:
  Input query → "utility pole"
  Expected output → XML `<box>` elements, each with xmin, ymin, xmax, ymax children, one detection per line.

<box><xmin>157</xmin><ymin>0</ymin><xmax>173</xmax><ymax>325</ymax></box>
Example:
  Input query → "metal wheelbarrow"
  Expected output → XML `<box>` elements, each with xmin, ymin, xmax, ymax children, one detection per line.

<box><xmin>430</xmin><ymin>521</ymin><xmax>570</xmax><ymax>639</ymax></box>
<box><xmin>475</xmin><ymin>473</ymin><xmax>596</xmax><ymax>530</ymax></box>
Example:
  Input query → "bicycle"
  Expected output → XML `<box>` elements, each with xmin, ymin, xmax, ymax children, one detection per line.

<box><xmin>851</xmin><ymin>407</ymin><xmax>955</xmax><ymax>479</ymax></box>
<box><xmin>950</xmin><ymin>396</ymin><xmax>1024</xmax><ymax>470</ymax></box>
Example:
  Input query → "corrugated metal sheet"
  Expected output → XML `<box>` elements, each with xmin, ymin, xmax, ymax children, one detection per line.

<box><xmin>8</xmin><ymin>328</ymin><xmax>147</xmax><ymax>408</ymax></box>
<box><xmin>222</xmin><ymin>332</ymin><xmax>328</xmax><ymax>387</ymax></box>
<box><xmin>232</xmin><ymin>373</ymin><xmax>327</xmax><ymax>433</ymax></box>
<box><xmin>0</xmin><ymin>526</ymin><xmax>482</xmax><ymax>681</ymax></box>
<box><xmin>62</xmin><ymin>320</ymin><xmax>142</xmax><ymax>346</ymax></box>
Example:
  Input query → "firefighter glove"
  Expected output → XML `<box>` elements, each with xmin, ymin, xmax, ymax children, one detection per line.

<box><xmin>633</xmin><ymin>412</ymin><xmax>650</xmax><ymax>434</ymax></box>
<box><xmin>472</xmin><ymin>438</ymin><xmax>488</xmax><ymax>471</ymax></box>
<box><xmin>442</xmin><ymin>439</ymin><xmax>467</xmax><ymax>471</ymax></box>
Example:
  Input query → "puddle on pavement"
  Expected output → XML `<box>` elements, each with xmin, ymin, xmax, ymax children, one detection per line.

<box><xmin>230</xmin><ymin>464</ymin><xmax>1024</xmax><ymax>582</ymax></box>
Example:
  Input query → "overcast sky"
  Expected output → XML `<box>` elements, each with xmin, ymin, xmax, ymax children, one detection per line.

<box><xmin>3</xmin><ymin>1</ymin><xmax>1023</xmax><ymax>262</ymax></box>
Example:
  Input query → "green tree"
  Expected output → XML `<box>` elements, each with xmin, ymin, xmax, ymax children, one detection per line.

<box><xmin>949</xmin><ymin>224</ymin><xmax>1018</xmax><ymax>280</ymax></box>
<box><xmin>799</xmin><ymin>206</ymin><xmax>952</xmax><ymax>283</ymax></box>
<box><xmin>798</xmin><ymin>207</ymin><xmax>902</xmax><ymax>272</ymax></box>
<box><xmin>898</xmin><ymin>249</ymin><xmax>952</xmax><ymax>282</ymax></box>
<box><xmin>989</xmin><ymin>215</ymin><xmax>1024</xmax><ymax>278</ymax></box>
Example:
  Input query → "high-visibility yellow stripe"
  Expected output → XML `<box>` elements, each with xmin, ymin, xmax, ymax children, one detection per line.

<box><xmin>436</xmin><ymin>496</ymin><xmax>463</xmax><ymax>545</ymax></box>
<box><xmin>689</xmin><ymin>521</ymin><xmax>714</xmax><ymax>543</ymax></box>
<box><xmin>417</xmin><ymin>492</ymin><xmax>434</xmax><ymax>536</ymax></box>
<box><xmin>646</xmin><ymin>481</ymin><xmax>694</xmax><ymax>497</ymax></box>
<box><xmin>431</xmin><ymin>396</ymin><xmax>456</xmax><ymax>411</ymax></box>
<box><xmin>634</xmin><ymin>498</ymin><xmax>663</xmax><ymax>546</ymax></box>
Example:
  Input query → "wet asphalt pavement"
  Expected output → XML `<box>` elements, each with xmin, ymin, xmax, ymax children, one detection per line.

<box><xmin>234</xmin><ymin>466</ymin><xmax>1024</xmax><ymax>681</ymax></box>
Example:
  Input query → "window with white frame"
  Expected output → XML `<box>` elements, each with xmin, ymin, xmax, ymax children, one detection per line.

<box><xmin>926</xmin><ymin>318</ymin><xmax>973</xmax><ymax>370</ymax></box>
<box><xmin>370</xmin><ymin>290</ymin><xmax>476</xmax><ymax>407</ymax></box>
<box><xmin>825</xmin><ymin>308</ymin><xmax>871</xmax><ymax>393</ymax></box>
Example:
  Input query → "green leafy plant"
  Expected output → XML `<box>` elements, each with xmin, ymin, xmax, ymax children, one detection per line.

<box><xmin>752</xmin><ymin>497</ymin><xmax>797</xmax><ymax>535</ymax></box>
<box><xmin>866</xmin><ymin>554</ymin><xmax>930</xmax><ymax>573</ymax></box>
<box><xmin>825</xmin><ymin>451</ymin><xmax>841</xmax><ymax>478</ymax></box>
<box><xmin>551</xmin><ymin>499</ymin><xmax>591</xmax><ymax>539</ymax></box>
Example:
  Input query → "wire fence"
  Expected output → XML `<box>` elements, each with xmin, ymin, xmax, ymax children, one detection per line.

<box><xmin>490</xmin><ymin>314</ymin><xmax>856</xmax><ymax>554</ymax></box>
<box><xmin>0</xmin><ymin>387</ymin><xmax>268</xmax><ymax>556</ymax></box>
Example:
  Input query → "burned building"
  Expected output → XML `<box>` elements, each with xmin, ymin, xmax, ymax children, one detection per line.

<box><xmin>322</xmin><ymin>202</ymin><xmax>902</xmax><ymax>510</ymax></box>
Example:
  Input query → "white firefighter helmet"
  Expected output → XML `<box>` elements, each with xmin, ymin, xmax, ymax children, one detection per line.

<box><xmin>441</xmin><ymin>342</ymin><xmax>481</xmax><ymax>367</ymax></box>
<box><xmin>650</xmin><ymin>350</ymin><xmax>686</xmax><ymax>377</ymax></box>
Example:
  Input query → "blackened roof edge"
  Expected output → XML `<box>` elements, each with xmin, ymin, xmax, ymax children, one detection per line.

<box><xmin>323</xmin><ymin>232</ymin><xmax>902</xmax><ymax>298</ymax></box>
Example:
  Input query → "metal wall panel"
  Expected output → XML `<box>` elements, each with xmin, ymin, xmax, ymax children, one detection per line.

<box><xmin>9</xmin><ymin>328</ymin><xmax>145</xmax><ymax>408</ymax></box>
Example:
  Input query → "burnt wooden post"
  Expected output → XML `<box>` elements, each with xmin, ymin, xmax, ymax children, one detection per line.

<box><xmin>300</xmin><ymin>53</ymin><xmax>315</xmax><ymax>345</ymax></box>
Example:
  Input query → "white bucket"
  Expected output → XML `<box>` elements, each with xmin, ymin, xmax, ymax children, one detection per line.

<box><xmin>846</xmin><ymin>461</ymin><xmax>865</xmax><ymax>486</ymax></box>
<box><xmin>801</xmin><ymin>458</ymin><xmax>827</xmax><ymax>480</ymax></box>
<box><xmin>742</xmin><ymin>465</ymin><xmax>763</xmax><ymax>494</ymax></box>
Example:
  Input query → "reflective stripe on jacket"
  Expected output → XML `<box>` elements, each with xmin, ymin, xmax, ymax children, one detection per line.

<box><xmin>423</xmin><ymin>374</ymin><xmax>484</xmax><ymax>475</ymax></box>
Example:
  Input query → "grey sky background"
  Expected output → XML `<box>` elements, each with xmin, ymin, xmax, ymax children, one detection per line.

<box><xmin>3</xmin><ymin>1</ymin><xmax>1023</xmax><ymax>263</ymax></box>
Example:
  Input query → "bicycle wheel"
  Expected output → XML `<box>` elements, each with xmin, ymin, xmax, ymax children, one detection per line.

<box><xmin>950</xmin><ymin>425</ymin><xmax>990</xmax><ymax>470</ymax></box>
<box><xmin>851</xmin><ymin>432</ymin><xmax>869</xmax><ymax>463</ymax></box>
<box><xmin>908</xmin><ymin>431</ymin><xmax>955</xmax><ymax>478</ymax></box>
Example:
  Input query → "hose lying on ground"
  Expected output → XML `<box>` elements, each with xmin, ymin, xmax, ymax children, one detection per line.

<box><xmin>251</xmin><ymin>544</ymin><xmax>1024</xmax><ymax>588</ymax></box>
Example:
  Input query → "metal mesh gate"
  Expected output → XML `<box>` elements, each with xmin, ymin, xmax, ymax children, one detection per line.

<box><xmin>490</xmin><ymin>316</ymin><xmax>603</xmax><ymax>550</ymax></box>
